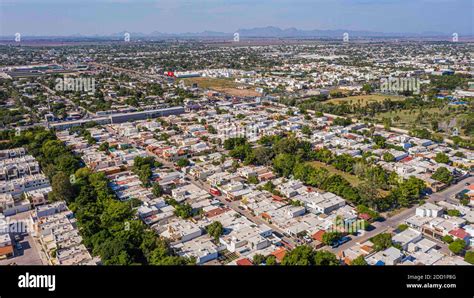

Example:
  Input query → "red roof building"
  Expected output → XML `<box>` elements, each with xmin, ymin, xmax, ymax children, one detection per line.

<box><xmin>0</xmin><ymin>245</ymin><xmax>13</xmax><ymax>258</ymax></box>
<box><xmin>449</xmin><ymin>228</ymin><xmax>470</xmax><ymax>240</ymax></box>
<box><xmin>312</xmin><ymin>230</ymin><xmax>326</xmax><ymax>242</ymax></box>
<box><xmin>271</xmin><ymin>195</ymin><xmax>285</xmax><ymax>202</ymax></box>
<box><xmin>271</xmin><ymin>248</ymin><xmax>287</xmax><ymax>262</ymax></box>
<box><xmin>359</xmin><ymin>213</ymin><xmax>371</xmax><ymax>221</ymax></box>
<box><xmin>205</xmin><ymin>207</ymin><xmax>230</xmax><ymax>218</ymax></box>
<box><xmin>236</xmin><ymin>258</ymin><xmax>253</xmax><ymax>266</ymax></box>
<box><xmin>400</xmin><ymin>156</ymin><xmax>413</xmax><ymax>163</ymax></box>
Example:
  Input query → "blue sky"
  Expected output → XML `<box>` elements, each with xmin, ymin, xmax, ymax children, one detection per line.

<box><xmin>0</xmin><ymin>0</ymin><xmax>472</xmax><ymax>36</ymax></box>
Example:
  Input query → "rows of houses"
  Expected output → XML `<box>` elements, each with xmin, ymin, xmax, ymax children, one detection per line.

<box><xmin>30</xmin><ymin>201</ymin><xmax>96</xmax><ymax>265</ymax></box>
<box><xmin>50</xmin><ymin>99</ymin><xmax>473</xmax><ymax>266</ymax></box>
<box><xmin>339</xmin><ymin>200</ymin><xmax>473</xmax><ymax>266</ymax></box>
<box><xmin>0</xmin><ymin>148</ymin><xmax>51</xmax><ymax>216</ymax></box>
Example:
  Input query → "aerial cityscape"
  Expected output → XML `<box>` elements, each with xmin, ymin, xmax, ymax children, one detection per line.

<box><xmin>0</xmin><ymin>0</ymin><xmax>473</xmax><ymax>271</ymax></box>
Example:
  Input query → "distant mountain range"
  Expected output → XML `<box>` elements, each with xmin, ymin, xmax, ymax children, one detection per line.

<box><xmin>1</xmin><ymin>26</ymin><xmax>462</xmax><ymax>39</ymax></box>
<box><xmin>110</xmin><ymin>26</ymin><xmax>449</xmax><ymax>38</ymax></box>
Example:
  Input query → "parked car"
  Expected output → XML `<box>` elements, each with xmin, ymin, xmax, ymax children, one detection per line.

<box><xmin>15</xmin><ymin>243</ymin><xmax>22</xmax><ymax>250</ymax></box>
<box><xmin>338</xmin><ymin>236</ymin><xmax>351</xmax><ymax>246</ymax></box>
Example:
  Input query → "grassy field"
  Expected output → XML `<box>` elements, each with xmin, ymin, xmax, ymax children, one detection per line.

<box><xmin>308</xmin><ymin>161</ymin><xmax>390</xmax><ymax>197</ymax></box>
<box><xmin>374</xmin><ymin>107</ymin><xmax>442</xmax><ymax>130</ymax></box>
<box><xmin>375</xmin><ymin>107</ymin><xmax>474</xmax><ymax>141</ymax></box>
<box><xmin>179</xmin><ymin>77</ymin><xmax>260</xmax><ymax>97</ymax></box>
<box><xmin>324</xmin><ymin>94</ymin><xmax>405</xmax><ymax>106</ymax></box>
<box><xmin>309</xmin><ymin>161</ymin><xmax>362</xmax><ymax>187</ymax></box>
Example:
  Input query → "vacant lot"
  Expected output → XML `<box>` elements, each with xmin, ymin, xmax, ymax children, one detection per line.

<box><xmin>324</xmin><ymin>94</ymin><xmax>405</xmax><ymax>106</ymax></box>
<box><xmin>309</xmin><ymin>161</ymin><xmax>362</xmax><ymax>187</ymax></box>
<box><xmin>374</xmin><ymin>107</ymin><xmax>442</xmax><ymax>130</ymax></box>
<box><xmin>180</xmin><ymin>77</ymin><xmax>237</xmax><ymax>89</ymax></box>
<box><xmin>180</xmin><ymin>77</ymin><xmax>260</xmax><ymax>97</ymax></box>
<box><xmin>308</xmin><ymin>161</ymin><xmax>390</xmax><ymax>197</ymax></box>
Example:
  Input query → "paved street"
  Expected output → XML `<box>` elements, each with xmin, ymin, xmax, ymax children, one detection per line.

<box><xmin>331</xmin><ymin>175</ymin><xmax>472</xmax><ymax>254</ymax></box>
<box><xmin>190</xmin><ymin>177</ymin><xmax>298</xmax><ymax>248</ymax></box>
<box><xmin>430</xmin><ymin>176</ymin><xmax>474</xmax><ymax>203</ymax></box>
<box><xmin>149</xmin><ymin>151</ymin><xmax>471</xmax><ymax>256</ymax></box>
<box><xmin>148</xmin><ymin>153</ymin><xmax>299</xmax><ymax>249</ymax></box>
<box><xmin>0</xmin><ymin>211</ymin><xmax>46</xmax><ymax>266</ymax></box>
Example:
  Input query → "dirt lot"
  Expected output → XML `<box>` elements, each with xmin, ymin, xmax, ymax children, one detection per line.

<box><xmin>180</xmin><ymin>77</ymin><xmax>260</xmax><ymax>97</ymax></box>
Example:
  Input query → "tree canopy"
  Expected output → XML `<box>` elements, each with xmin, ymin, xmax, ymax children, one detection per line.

<box><xmin>281</xmin><ymin>245</ymin><xmax>339</xmax><ymax>266</ymax></box>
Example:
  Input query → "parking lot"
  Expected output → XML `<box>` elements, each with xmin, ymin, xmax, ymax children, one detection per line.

<box><xmin>0</xmin><ymin>211</ymin><xmax>45</xmax><ymax>265</ymax></box>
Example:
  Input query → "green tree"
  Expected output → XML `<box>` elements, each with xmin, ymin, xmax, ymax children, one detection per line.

<box><xmin>261</xmin><ymin>181</ymin><xmax>276</xmax><ymax>193</ymax></box>
<box><xmin>223</xmin><ymin>137</ymin><xmax>247</xmax><ymax>150</ymax></box>
<box><xmin>152</xmin><ymin>183</ymin><xmax>163</xmax><ymax>197</ymax></box>
<box><xmin>98</xmin><ymin>142</ymin><xmax>110</xmax><ymax>152</ymax></box>
<box><xmin>206</xmin><ymin>221</ymin><xmax>224</xmax><ymax>241</ymax></box>
<box><xmin>176</xmin><ymin>158</ymin><xmax>190</xmax><ymax>167</ymax></box>
<box><xmin>7</xmin><ymin>127</ymin><xmax>184</xmax><ymax>266</ymax></box>
<box><xmin>230</xmin><ymin>143</ymin><xmax>253</xmax><ymax>162</ymax></box>
<box><xmin>207</xmin><ymin>125</ymin><xmax>217</xmax><ymax>134</ymax></box>
<box><xmin>322</xmin><ymin>232</ymin><xmax>341</xmax><ymax>245</ymax></box>
<box><xmin>448</xmin><ymin>239</ymin><xmax>466</xmax><ymax>255</ymax></box>
<box><xmin>434</xmin><ymin>152</ymin><xmax>450</xmax><ymax>164</ymax></box>
<box><xmin>314</xmin><ymin>250</ymin><xmax>339</xmax><ymax>266</ymax></box>
<box><xmin>281</xmin><ymin>245</ymin><xmax>339</xmax><ymax>266</ymax></box>
<box><xmin>447</xmin><ymin>209</ymin><xmax>461</xmax><ymax>217</ymax></box>
<box><xmin>273</xmin><ymin>153</ymin><xmax>297</xmax><ymax>177</ymax></box>
<box><xmin>371</xmin><ymin>233</ymin><xmax>392</xmax><ymax>251</ymax></box>
<box><xmin>362</xmin><ymin>83</ymin><xmax>373</xmax><ymax>94</ymax></box>
<box><xmin>252</xmin><ymin>254</ymin><xmax>266</xmax><ymax>265</ymax></box>
<box><xmin>281</xmin><ymin>245</ymin><xmax>315</xmax><ymax>265</ymax></box>
<box><xmin>301</xmin><ymin>125</ymin><xmax>312</xmax><ymax>136</ymax></box>
<box><xmin>266</xmin><ymin>255</ymin><xmax>277</xmax><ymax>265</ymax></box>
<box><xmin>100</xmin><ymin>200</ymin><xmax>134</xmax><ymax>232</ymax></box>
<box><xmin>50</xmin><ymin>172</ymin><xmax>75</xmax><ymax>202</ymax></box>
<box><xmin>372</xmin><ymin>135</ymin><xmax>387</xmax><ymax>148</ymax></box>
<box><xmin>351</xmin><ymin>255</ymin><xmax>368</xmax><ymax>266</ymax></box>
<box><xmin>148</xmin><ymin>238</ymin><xmax>194</xmax><ymax>265</ymax></box>
<box><xmin>96</xmin><ymin>237</ymin><xmax>133</xmax><ymax>265</ymax></box>
<box><xmin>383</xmin><ymin>117</ymin><xmax>392</xmax><ymax>130</ymax></box>
<box><xmin>175</xmin><ymin>203</ymin><xmax>193</xmax><ymax>219</ymax></box>
<box><xmin>464</xmin><ymin>251</ymin><xmax>474</xmax><ymax>264</ymax></box>
<box><xmin>383</xmin><ymin>152</ymin><xmax>395</xmax><ymax>162</ymax></box>
<box><xmin>432</xmin><ymin>167</ymin><xmax>453</xmax><ymax>184</ymax></box>
<box><xmin>397</xmin><ymin>224</ymin><xmax>409</xmax><ymax>232</ymax></box>
<box><xmin>306</xmin><ymin>167</ymin><xmax>329</xmax><ymax>188</ymax></box>
<box><xmin>333</xmin><ymin>117</ymin><xmax>352</xmax><ymax>127</ymax></box>
<box><xmin>55</xmin><ymin>154</ymin><xmax>80</xmax><ymax>175</ymax></box>
<box><xmin>442</xmin><ymin>235</ymin><xmax>454</xmax><ymax>244</ymax></box>
<box><xmin>248</xmin><ymin>176</ymin><xmax>259</xmax><ymax>184</ymax></box>
<box><xmin>137</xmin><ymin>164</ymin><xmax>152</xmax><ymax>186</ymax></box>
<box><xmin>251</xmin><ymin>146</ymin><xmax>274</xmax><ymax>166</ymax></box>
<box><xmin>391</xmin><ymin>176</ymin><xmax>426</xmax><ymax>207</ymax></box>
